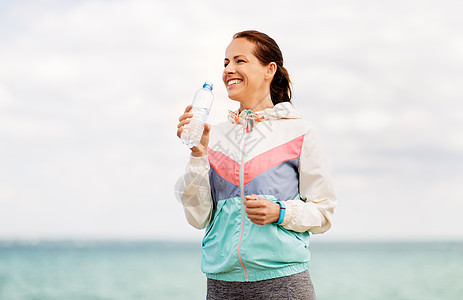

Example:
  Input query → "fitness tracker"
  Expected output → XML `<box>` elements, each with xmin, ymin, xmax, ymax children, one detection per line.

<box><xmin>273</xmin><ymin>201</ymin><xmax>286</xmax><ymax>225</ymax></box>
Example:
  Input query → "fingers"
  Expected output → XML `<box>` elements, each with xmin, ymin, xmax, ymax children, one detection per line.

<box><xmin>198</xmin><ymin>123</ymin><xmax>211</xmax><ymax>141</ymax></box>
<box><xmin>244</xmin><ymin>196</ymin><xmax>261</xmax><ymax>214</ymax></box>
<box><xmin>176</xmin><ymin>119</ymin><xmax>189</xmax><ymax>138</ymax></box>
<box><xmin>177</xmin><ymin>105</ymin><xmax>193</xmax><ymax>138</ymax></box>
<box><xmin>244</xmin><ymin>200</ymin><xmax>261</xmax><ymax>209</ymax></box>
<box><xmin>176</xmin><ymin>127</ymin><xmax>183</xmax><ymax>139</ymax></box>
<box><xmin>246</xmin><ymin>208</ymin><xmax>270</xmax><ymax>225</ymax></box>
<box><xmin>177</xmin><ymin>105</ymin><xmax>210</xmax><ymax>157</ymax></box>
<box><xmin>184</xmin><ymin>104</ymin><xmax>193</xmax><ymax>113</ymax></box>
<box><xmin>178</xmin><ymin>112</ymin><xmax>193</xmax><ymax>122</ymax></box>
<box><xmin>244</xmin><ymin>195</ymin><xmax>280</xmax><ymax>225</ymax></box>
<box><xmin>245</xmin><ymin>207</ymin><xmax>264</xmax><ymax>215</ymax></box>
<box><xmin>177</xmin><ymin>118</ymin><xmax>191</xmax><ymax>129</ymax></box>
<box><xmin>244</xmin><ymin>195</ymin><xmax>262</xmax><ymax>207</ymax></box>
<box><xmin>245</xmin><ymin>199</ymin><xmax>267</xmax><ymax>214</ymax></box>
<box><xmin>203</xmin><ymin>123</ymin><xmax>211</xmax><ymax>134</ymax></box>
<box><xmin>179</xmin><ymin>105</ymin><xmax>193</xmax><ymax>121</ymax></box>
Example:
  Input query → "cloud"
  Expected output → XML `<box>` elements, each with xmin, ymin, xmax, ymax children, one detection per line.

<box><xmin>0</xmin><ymin>0</ymin><xmax>462</xmax><ymax>240</ymax></box>
<box><xmin>0</xmin><ymin>84</ymin><xmax>13</xmax><ymax>107</ymax></box>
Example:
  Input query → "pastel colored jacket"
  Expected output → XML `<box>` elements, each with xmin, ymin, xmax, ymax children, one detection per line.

<box><xmin>179</xmin><ymin>102</ymin><xmax>337</xmax><ymax>282</ymax></box>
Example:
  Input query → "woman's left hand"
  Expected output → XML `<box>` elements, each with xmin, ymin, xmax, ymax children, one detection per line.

<box><xmin>244</xmin><ymin>194</ymin><xmax>280</xmax><ymax>225</ymax></box>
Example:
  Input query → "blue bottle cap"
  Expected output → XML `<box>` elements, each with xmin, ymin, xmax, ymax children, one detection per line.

<box><xmin>203</xmin><ymin>82</ymin><xmax>213</xmax><ymax>90</ymax></box>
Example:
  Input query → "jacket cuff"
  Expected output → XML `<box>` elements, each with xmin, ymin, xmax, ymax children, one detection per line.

<box><xmin>280</xmin><ymin>200</ymin><xmax>294</xmax><ymax>226</ymax></box>
<box><xmin>189</xmin><ymin>153</ymin><xmax>209</xmax><ymax>167</ymax></box>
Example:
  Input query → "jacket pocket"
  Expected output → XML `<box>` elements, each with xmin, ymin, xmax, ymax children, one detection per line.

<box><xmin>201</xmin><ymin>197</ymin><xmax>242</xmax><ymax>275</ymax></box>
<box><xmin>243</xmin><ymin>195</ymin><xmax>310</xmax><ymax>269</ymax></box>
<box><xmin>201</xmin><ymin>198</ymin><xmax>241</xmax><ymax>256</ymax></box>
<box><xmin>202</xmin><ymin>200</ymin><xmax>225</xmax><ymax>247</ymax></box>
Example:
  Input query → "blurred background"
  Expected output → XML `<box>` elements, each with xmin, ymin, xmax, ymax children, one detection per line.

<box><xmin>1</xmin><ymin>0</ymin><xmax>462</xmax><ymax>299</ymax></box>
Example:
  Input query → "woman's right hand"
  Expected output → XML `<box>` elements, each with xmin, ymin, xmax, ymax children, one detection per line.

<box><xmin>177</xmin><ymin>105</ymin><xmax>211</xmax><ymax>157</ymax></box>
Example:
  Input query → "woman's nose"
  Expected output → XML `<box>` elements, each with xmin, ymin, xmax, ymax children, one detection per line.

<box><xmin>224</xmin><ymin>63</ymin><xmax>235</xmax><ymax>74</ymax></box>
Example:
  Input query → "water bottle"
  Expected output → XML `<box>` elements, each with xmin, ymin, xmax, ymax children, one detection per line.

<box><xmin>181</xmin><ymin>82</ymin><xmax>214</xmax><ymax>148</ymax></box>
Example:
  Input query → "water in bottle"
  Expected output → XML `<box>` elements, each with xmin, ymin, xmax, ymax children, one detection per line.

<box><xmin>181</xmin><ymin>82</ymin><xmax>214</xmax><ymax>148</ymax></box>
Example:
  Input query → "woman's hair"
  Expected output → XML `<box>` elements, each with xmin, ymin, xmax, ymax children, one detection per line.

<box><xmin>233</xmin><ymin>30</ymin><xmax>292</xmax><ymax>105</ymax></box>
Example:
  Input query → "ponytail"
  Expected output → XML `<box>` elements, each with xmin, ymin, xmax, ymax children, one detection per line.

<box><xmin>271</xmin><ymin>64</ymin><xmax>292</xmax><ymax>105</ymax></box>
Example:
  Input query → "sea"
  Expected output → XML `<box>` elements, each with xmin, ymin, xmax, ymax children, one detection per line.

<box><xmin>0</xmin><ymin>240</ymin><xmax>462</xmax><ymax>300</ymax></box>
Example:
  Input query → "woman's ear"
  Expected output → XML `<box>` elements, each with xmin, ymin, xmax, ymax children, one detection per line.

<box><xmin>265</xmin><ymin>62</ymin><xmax>277</xmax><ymax>80</ymax></box>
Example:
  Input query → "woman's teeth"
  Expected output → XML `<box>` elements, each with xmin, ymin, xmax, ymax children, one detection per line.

<box><xmin>228</xmin><ymin>79</ymin><xmax>242</xmax><ymax>87</ymax></box>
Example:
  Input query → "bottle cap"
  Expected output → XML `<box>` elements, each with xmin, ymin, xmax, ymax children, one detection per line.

<box><xmin>203</xmin><ymin>82</ymin><xmax>213</xmax><ymax>90</ymax></box>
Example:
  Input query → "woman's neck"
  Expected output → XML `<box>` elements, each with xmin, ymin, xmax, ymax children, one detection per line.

<box><xmin>238</xmin><ymin>93</ymin><xmax>274</xmax><ymax>113</ymax></box>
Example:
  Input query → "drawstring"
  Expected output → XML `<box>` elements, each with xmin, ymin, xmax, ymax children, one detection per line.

<box><xmin>228</xmin><ymin>109</ymin><xmax>265</xmax><ymax>133</ymax></box>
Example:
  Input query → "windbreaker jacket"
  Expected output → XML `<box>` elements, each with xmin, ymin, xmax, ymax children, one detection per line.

<box><xmin>179</xmin><ymin>102</ymin><xmax>337</xmax><ymax>282</ymax></box>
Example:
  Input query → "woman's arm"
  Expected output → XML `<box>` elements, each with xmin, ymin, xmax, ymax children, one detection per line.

<box><xmin>281</xmin><ymin>126</ymin><xmax>337</xmax><ymax>234</ymax></box>
<box><xmin>177</xmin><ymin>154</ymin><xmax>213</xmax><ymax>229</ymax></box>
<box><xmin>176</xmin><ymin>105</ymin><xmax>213</xmax><ymax>229</ymax></box>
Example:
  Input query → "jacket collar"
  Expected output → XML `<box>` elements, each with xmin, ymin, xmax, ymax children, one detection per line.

<box><xmin>228</xmin><ymin>102</ymin><xmax>303</xmax><ymax>132</ymax></box>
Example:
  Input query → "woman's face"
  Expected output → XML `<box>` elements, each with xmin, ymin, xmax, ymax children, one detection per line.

<box><xmin>223</xmin><ymin>38</ymin><xmax>272</xmax><ymax>103</ymax></box>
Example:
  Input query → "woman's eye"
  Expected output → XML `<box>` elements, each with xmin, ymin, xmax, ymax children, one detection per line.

<box><xmin>224</xmin><ymin>62</ymin><xmax>229</xmax><ymax>67</ymax></box>
<box><xmin>237</xmin><ymin>60</ymin><xmax>245</xmax><ymax>63</ymax></box>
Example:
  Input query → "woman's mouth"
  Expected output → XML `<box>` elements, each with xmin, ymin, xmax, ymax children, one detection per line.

<box><xmin>227</xmin><ymin>79</ymin><xmax>243</xmax><ymax>89</ymax></box>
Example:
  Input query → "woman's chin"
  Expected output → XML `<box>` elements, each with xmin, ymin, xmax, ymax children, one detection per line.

<box><xmin>227</xmin><ymin>92</ymin><xmax>241</xmax><ymax>101</ymax></box>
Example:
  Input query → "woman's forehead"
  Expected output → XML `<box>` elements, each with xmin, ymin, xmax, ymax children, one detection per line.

<box><xmin>225</xmin><ymin>38</ymin><xmax>255</xmax><ymax>58</ymax></box>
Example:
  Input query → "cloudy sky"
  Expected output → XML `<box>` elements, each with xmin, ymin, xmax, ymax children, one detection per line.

<box><xmin>0</xmin><ymin>0</ymin><xmax>462</xmax><ymax>242</ymax></box>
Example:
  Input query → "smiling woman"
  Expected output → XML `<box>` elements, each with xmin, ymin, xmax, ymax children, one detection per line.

<box><xmin>223</xmin><ymin>38</ymin><xmax>275</xmax><ymax>112</ymax></box>
<box><xmin>223</xmin><ymin>31</ymin><xmax>292</xmax><ymax>111</ymax></box>
<box><xmin>176</xmin><ymin>30</ymin><xmax>337</xmax><ymax>300</ymax></box>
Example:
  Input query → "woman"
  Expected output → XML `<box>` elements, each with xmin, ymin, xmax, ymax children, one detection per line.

<box><xmin>177</xmin><ymin>30</ymin><xmax>336</xmax><ymax>300</ymax></box>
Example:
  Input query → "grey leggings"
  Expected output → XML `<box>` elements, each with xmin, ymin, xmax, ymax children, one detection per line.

<box><xmin>206</xmin><ymin>270</ymin><xmax>315</xmax><ymax>300</ymax></box>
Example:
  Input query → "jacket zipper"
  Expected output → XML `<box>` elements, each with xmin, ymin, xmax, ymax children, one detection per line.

<box><xmin>238</xmin><ymin>129</ymin><xmax>250</xmax><ymax>281</ymax></box>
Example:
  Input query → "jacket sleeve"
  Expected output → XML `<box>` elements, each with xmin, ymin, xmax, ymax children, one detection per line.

<box><xmin>281</xmin><ymin>127</ymin><xmax>337</xmax><ymax>234</ymax></box>
<box><xmin>178</xmin><ymin>154</ymin><xmax>213</xmax><ymax>229</ymax></box>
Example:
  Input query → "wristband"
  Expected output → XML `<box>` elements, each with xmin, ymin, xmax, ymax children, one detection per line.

<box><xmin>273</xmin><ymin>201</ymin><xmax>286</xmax><ymax>225</ymax></box>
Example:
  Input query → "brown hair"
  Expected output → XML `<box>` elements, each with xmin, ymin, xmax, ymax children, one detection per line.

<box><xmin>233</xmin><ymin>30</ymin><xmax>292</xmax><ymax>105</ymax></box>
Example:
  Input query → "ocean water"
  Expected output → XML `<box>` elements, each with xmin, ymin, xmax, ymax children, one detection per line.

<box><xmin>0</xmin><ymin>240</ymin><xmax>462</xmax><ymax>300</ymax></box>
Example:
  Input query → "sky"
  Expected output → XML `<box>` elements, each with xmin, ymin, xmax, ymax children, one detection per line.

<box><xmin>0</xmin><ymin>0</ymin><xmax>462</xmax><ymax>242</ymax></box>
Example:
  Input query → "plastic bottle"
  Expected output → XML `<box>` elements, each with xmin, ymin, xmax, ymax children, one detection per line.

<box><xmin>181</xmin><ymin>82</ymin><xmax>214</xmax><ymax>148</ymax></box>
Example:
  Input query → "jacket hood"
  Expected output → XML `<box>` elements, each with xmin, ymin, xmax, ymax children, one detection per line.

<box><xmin>227</xmin><ymin>102</ymin><xmax>304</xmax><ymax>133</ymax></box>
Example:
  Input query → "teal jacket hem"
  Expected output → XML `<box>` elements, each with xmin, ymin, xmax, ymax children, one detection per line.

<box><xmin>206</xmin><ymin>262</ymin><xmax>309</xmax><ymax>282</ymax></box>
